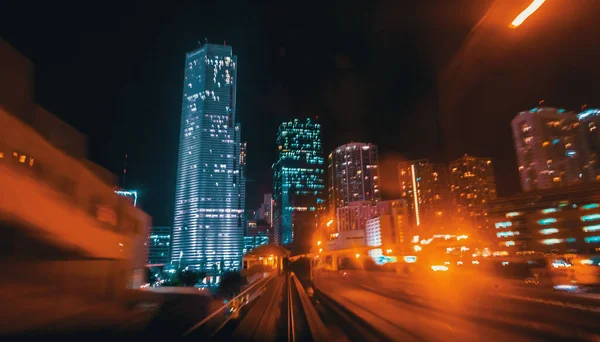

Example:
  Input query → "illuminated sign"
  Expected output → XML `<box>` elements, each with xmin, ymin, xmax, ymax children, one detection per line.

<box><xmin>115</xmin><ymin>190</ymin><xmax>138</xmax><ymax>207</ymax></box>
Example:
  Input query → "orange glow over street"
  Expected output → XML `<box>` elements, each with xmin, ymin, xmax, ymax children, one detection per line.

<box><xmin>510</xmin><ymin>0</ymin><xmax>546</xmax><ymax>28</ymax></box>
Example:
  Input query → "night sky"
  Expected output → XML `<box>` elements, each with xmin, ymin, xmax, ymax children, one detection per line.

<box><xmin>2</xmin><ymin>0</ymin><xmax>599</xmax><ymax>226</ymax></box>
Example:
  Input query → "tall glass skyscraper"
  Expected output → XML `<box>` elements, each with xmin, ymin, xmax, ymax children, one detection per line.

<box><xmin>272</xmin><ymin>118</ymin><xmax>325</xmax><ymax>251</ymax></box>
<box><xmin>172</xmin><ymin>44</ymin><xmax>245</xmax><ymax>273</ymax></box>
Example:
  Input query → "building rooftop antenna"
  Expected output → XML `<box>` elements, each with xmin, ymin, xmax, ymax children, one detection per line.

<box><xmin>122</xmin><ymin>153</ymin><xmax>128</xmax><ymax>187</ymax></box>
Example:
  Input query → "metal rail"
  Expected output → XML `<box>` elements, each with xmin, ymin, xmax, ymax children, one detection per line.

<box><xmin>287</xmin><ymin>274</ymin><xmax>295</xmax><ymax>342</ymax></box>
<box><xmin>182</xmin><ymin>272</ymin><xmax>275</xmax><ymax>336</ymax></box>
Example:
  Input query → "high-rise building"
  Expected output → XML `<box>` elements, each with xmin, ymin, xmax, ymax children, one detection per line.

<box><xmin>272</xmin><ymin>118</ymin><xmax>325</xmax><ymax>251</ymax></box>
<box><xmin>449</xmin><ymin>155</ymin><xmax>497</xmax><ymax>230</ymax></box>
<box><xmin>577</xmin><ymin>108</ymin><xmax>600</xmax><ymax>180</ymax></box>
<box><xmin>512</xmin><ymin>107</ymin><xmax>593</xmax><ymax>192</ymax></box>
<box><xmin>148</xmin><ymin>226</ymin><xmax>171</xmax><ymax>265</ymax></box>
<box><xmin>397</xmin><ymin>160</ymin><xmax>451</xmax><ymax>233</ymax></box>
<box><xmin>171</xmin><ymin>44</ymin><xmax>245</xmax><ymax>273</ymax></box>
<box><xmin>328</xmin><ymin>143</ymin><xmax>380</xmax><ymax>211</ymax></box>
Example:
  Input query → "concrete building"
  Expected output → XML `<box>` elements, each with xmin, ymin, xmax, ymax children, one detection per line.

<box><xmin>488</xmin><ymin>183</ymin><xmax>600</xmax><ymax>254</ymax></box>
<box><xmin>512</xmin><ymin>107</ymin><xmax>593</xmax><ymax>192</ymax></box>
<box><xmin>328</xmin><ymin>142</ymin><xmax>380</xmax><ymax>211</ymax></box>
<box><xmin>450</xmin><ymin>155</ymin><xmax>497</xmax><ymax>231</ymax></box>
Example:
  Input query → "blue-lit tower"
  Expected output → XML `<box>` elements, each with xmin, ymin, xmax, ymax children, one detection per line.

<box><xmin>172</xmin><ymin>44</ymin><xmax>245</xmax><ymax>273</ymax></box>
<box><xmin>272</xmin><ymin>118</ymin><xmax>325</xmax><ymax>252</ymax></box>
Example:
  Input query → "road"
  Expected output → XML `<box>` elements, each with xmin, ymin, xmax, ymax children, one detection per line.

<box><xmin>312</xmin><ymin>270</ymin><xmax>600</xmax><ymax>342</ymax></box>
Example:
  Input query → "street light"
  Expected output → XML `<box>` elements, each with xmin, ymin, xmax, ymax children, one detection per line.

<box><xmin>355</xmin><ymin>253</ymin><xmax>360</xmax><ymax>259</ymax></box>
<box><xmin>510</xmin><ymin>0</ymin><xmax>546</xmax><ymax>28</ymax></box>
<box><xmin>317</xmin><ymin>240</ymin><xmax>322</xmax><ymax>246</ymax></box>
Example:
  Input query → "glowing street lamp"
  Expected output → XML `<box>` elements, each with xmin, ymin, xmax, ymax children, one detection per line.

<box><xmin>317</xmin><ymin>240</ymin><xmax>322</xmax><ymax>246</ymax></box>
<box><xmin>355</xmin><ymin>253</ymin><xmax>360</xmax><ymax>259</ymax></box>
<box><xmin>510</xmin><ymin>0</ymin><xmax>546</xmax><ymax>29</ymax></box>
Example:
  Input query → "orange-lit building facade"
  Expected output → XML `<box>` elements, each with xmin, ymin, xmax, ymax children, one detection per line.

<box><xmin>398</xmin><ymin>159</ymin><xmax>451</xmax><ymax>234</ymax></box>
<box><xmin>450</xmin><ymin>155</ymin><xmax>497</xmax><ymax>231</ymax></box>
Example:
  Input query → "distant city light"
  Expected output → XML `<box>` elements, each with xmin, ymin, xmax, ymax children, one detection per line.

<box><xmin>582</xmin><ymin>203</ymin><xmax>600</xmax><ymax>210</ymax></box>
<box><xmin>431</xmin><ymin>265</ymin><xmax>448</xmax><ymax>272</ymax></box>
<box><xmin>495</xmin><ymin>221</ymin><xmax>513</xmax><ymax>229</ymax></box>
<box><xmin>537</xmin><ymin>218</ymin><xmax>557</xmax><ymax>225</ymax></box>
<box><xmin>403</xmin><ymin>256</ymin><xmax>417</xmax><ymax>263</ymax></box>
<box><xmin>506</xmin><ymin>212</ymin><xmax>523</xmax><ymax>218</ymax></box>
<box><xmin>539</xmin><ymin>228</ymin><xmax>559</xmax><ymax>235</ymax></box>
<box><xmin>583</xmin><ymin>225</ymin><xmax>600</xmax><ymax>232</ymax></box>
<box><xmin>581</xmin><ymin>214</ymin><xmax>600</xmax><ymax>222</ymax></box>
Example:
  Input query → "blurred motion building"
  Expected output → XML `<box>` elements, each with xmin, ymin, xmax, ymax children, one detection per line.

<box><xmin>272</xmin><ymin>118</ymin><xmax>325</xmax><ymax>251</ymax></box>
<box><xmin>148</xmin><ymin>226</ymin><xmax>171</xmax><ymax>265</ymax></box>
<box><xmin>328</xmin><ymin>142</ymin><xmax>380</xmax><ymax>211</ymax></box>
<box><xmin>488</xmin><ymin>183</ymin><xmax>600</xmax><ymax>255</ymax></box>
<box><xmin>577</xmin><ymin>108</ymin><xmax>600</xmax><ymax>180</ymax></box>
<box><xmin>450</xmin><ymin>155</ymin><xmax>497</xmax><ymax>230</ymax></box>
<box><xmin>398</xmin><ymin>159</ymin><xmax>451</xmax><ymax>233</ymax></box>
<box><xmin>512</xmin><ymin>107</ymin><xmax>593</xmax><ymax>192</ymax></box>
<box><xmin>0</xmin><ymin>40</ymin><xmax>150</xmax><ymax>331</ymax></box>
<box><xmin>171</xmin><ymin>43</ymin><xmax>246</xmax><ymax>273</ymax></box>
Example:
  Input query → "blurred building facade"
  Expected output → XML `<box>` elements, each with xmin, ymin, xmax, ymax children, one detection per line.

<box><xmin>328</xmin><ymin>142</ymin><xmax>380</xmax><ymax>211</ymax></box>
<box><xmin>148</xmin><ymin>226</ymin><xmax>171</xmax><ymax>265</ymax></box>
<box><xmin>577</xmin><ymin>108</ymin><xmax>600</xmax><ymax>180</ymax></box>
<box><xmin>450</xmin><ymin>155</ymin><xmax>497</xmax><ymax>231</ymax></box>
<box><xmin>336</xmin><ymin>201</ymin><xmax>378</xmax><ymax>232</ymax></box>
<box><xmin>365</xmin><ymin>200</ymin><xmax>408</xmax><ymax>261</ymax></box>
<box><xmin>512</xmin><ymin>107</ymin><xmax>593</xmax><ymax>192</ymax></box>
<box><xmin>0</xmin><ymin>41</ymin><xmax>151</xmax><ymax>325</ymax></box>
<box><xmin>171</xmin><ymin>44</ymin><xmax>245</xmax><ymax>273</ymax></box>
<box><xmin>272</xmin><ymin>118</ymin><xmax>325</xmax><ymax>252</ymax></box>
<box><xmin>398</xmin><ymin>159</ymin><xmax>451</xmax><ymax>233</ymax></box>
<box><xmin>488</xmin><ymin>183</ymin><xmax>600</xmax><ymax>255</ymax></box>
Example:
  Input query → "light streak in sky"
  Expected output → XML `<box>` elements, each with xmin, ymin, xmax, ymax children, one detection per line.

<box><xmin>510</xmin><ymin>0</ymin><xmax>546</xmax><ymax>28</ymax></box>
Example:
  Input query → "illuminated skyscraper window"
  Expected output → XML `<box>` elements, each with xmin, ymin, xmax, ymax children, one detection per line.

<box><xmin>272</xmin><ymin>118</ymin><xmax>325</xmax><ymax>250</ymax></box>
<box><xmin>171</xmin><ymin>44</ymin><xmax>245</xmax><ymax>273</ymax></box>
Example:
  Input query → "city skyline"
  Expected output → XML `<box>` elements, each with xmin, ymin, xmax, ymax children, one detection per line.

<box><xmin>4</xmin><ymin>1</ymin><xmax>600</xmax><ymax>229</ymax></box>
